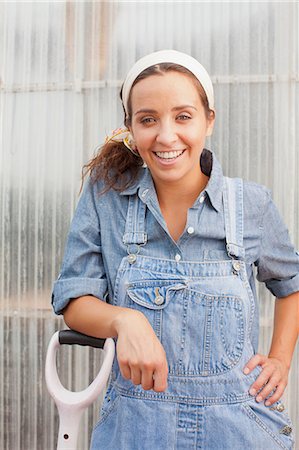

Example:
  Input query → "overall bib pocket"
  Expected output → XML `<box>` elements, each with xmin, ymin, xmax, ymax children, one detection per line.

<box><xmin>126</xmin><ymin>279</ymin><xmax>186</xmax><ymax>339</ymax></box>
<box><xmin>125</xmin><ymin>278</ymin><xmax>245</xmax><ymax>377</ymax></box>
<box><xmin>165</xmin><ymin>289</ymin><xmax>245</xmax><ymax>376</ymax></box>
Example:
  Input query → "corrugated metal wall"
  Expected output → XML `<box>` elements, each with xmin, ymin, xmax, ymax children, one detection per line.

<box><xmin>0</xmin><ymin>2</ymin><xmax>298</xmax><ymax>449</ymax></box>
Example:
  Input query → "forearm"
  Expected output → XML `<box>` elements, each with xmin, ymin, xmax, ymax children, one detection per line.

<box><xmin>63</xmin><ymin>295</ymin><xmax>134</xmax><ymax>339</ymax></box>
<box><xmin>268</xmin><ymin>290</ymin><xmax>299</xmax><ymax>369</ymax></box>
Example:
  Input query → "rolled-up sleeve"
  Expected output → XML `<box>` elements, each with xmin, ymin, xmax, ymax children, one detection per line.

<box><xmin>52</xmin><ymin>178</ymin><xmax>108</xmax><ymax>315</ymax></box>
<box><xmin>255</xmin><ymin>188</ymin><xmax>299</xmax><ymax>298</ymax></box>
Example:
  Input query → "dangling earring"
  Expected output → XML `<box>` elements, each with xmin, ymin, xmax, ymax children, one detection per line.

<box><xmin>123</xmin><ymin>132</ymin><xmax>140</xmax><ymax>157</ymax></box>
<box><xmin>122</xmin><ymin>131</ymin><xmax>146</xmax><ymax>167</ymax></box>
<box><xmin>124</xmin><ymin>133</ymin><xmax>147</xmax><ymax>168</ymax></box>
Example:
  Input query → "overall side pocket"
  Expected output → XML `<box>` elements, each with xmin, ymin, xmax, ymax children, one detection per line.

<box><xmin>93</xmin><ymin>383</ymin><xmax>120</xmax><ymax>431</ymax></box>
<box><xmin>241</xmin><ymin>399</ymin><xmax>295</xmax><ymax>450</ymax></box>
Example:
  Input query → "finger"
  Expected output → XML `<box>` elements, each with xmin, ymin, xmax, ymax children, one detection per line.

<box><xmin>141</xmin><ymin>368</ymin><xmax>155</xmax><ymax>391</ymax></box>
<box><xmin>120</xmin><ymin>363</ymin><xmax>131</xmax><ymax>380</ymax></box>
<box><xmin>265</xmin><ymin>384</ymin><xmax>286</xmax><ymax>406</ymax></box>
<box><xmin>243</xmin><ymin>353</ymin><xmax>267</xmax><ymax>374</ymax></box>
<box><xmin>255</xmin><ymin>375</ymin><xmax>281</xmax><ymax>402</ymax></box>
<box><xmin>153</xmin><ymin>364</ymin><xmax>168</xmax><ymax>393</ymax></box>
<box><xmin>249</xmin><ymin>366</ymin><xmax>273</xmax><ymax>396</ymax></box>
<box><xmin>130</xmin><ymin>366</ymin><xmax>142</xmax><ymax>385</ymax></box>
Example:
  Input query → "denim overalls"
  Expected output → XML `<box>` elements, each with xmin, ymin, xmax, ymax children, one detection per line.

<box><xmin>90</xmin><ymin>176</ymin><xmax>295</xmax><ymax>450</ymax></box>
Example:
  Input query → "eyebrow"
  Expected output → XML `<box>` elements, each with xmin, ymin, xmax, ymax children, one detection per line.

<box><xmin>134</xmin><ymin>105</ymin><xmax>198</xmax><ymax>115</ymax></box>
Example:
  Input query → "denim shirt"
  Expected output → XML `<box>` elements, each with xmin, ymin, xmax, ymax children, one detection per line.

<box><xmin>51</xmin><ymin>149</ymin><xmax>299</xmax><ymax>352</ymax></box>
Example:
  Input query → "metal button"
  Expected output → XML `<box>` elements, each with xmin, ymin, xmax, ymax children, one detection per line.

<box><xmin>199</xmin><ymin>195</ymin><xmax>205</xmax><ymax>203</ymax></box>
<box><xmin>270</xmin><ymin>403</ymin><xmax>285</xmax><ymax>412</ymax></box>
<box><xmin>141</xmin><ymin>189</ymin><xmax>149</xmax><ymax>198</ymax></box>
<box><xmin>276</xmin><ymin>403</ymin><xmax>285</xmax><ymax>412</ymax></box>
<box><xmin>154</xmin><ymin>287</ymin><xmax>164</xmax><ymax>305</ymax></box>
<box><xmin>280</xmin><ymin>425</ymin><xmax>292</xmax><ymax>436</ymax></box>
<box><xmin>154</xmin><ymin>295</ymin><xmax>164</xmax><ymax>305</ymax></box>
<box><xmin>232</xmin><ymin>260</ymin><xmax>241</xmax><ymax>271</ymax></box>
<box><xmin>175</xmin><ymin>254</ymin><xmax>181</xmax><ymax>262</ymax></box>
<box><xmin>187</xmin><ymin>226</ymin><xmax>194</xmax><ymax>234</ymax></box>
<box><xmin>127</xmin><ymin>254</ymin><xmax>137</xmax><ymax>264</ymax></box>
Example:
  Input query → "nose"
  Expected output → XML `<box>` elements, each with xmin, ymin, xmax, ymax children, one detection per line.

<box><xmin>155</xmin><ymin>121</ymin><xmax>178</xmax><ymax>147</ymax></box>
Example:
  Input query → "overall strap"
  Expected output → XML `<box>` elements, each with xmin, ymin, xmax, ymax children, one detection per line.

<box><xmin>123</xmin><ymin>194</ymin><xmax>147</xmax><ymax>246</ymax></box>
<box><xmin>222</xmin><ymin>176</ymin><xmax>245</xmax><ymax>260</ymax></box>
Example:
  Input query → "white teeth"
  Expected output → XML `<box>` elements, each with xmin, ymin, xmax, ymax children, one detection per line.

<box><xmin>155</xmin><ymin>150</ymin><xmax>184</xmax><ymax>159</ymax></box>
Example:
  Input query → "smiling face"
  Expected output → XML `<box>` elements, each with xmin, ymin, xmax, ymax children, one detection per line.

<box><xmin>128</xmin><ymin>71</ymin><xmax>215</xmax><ymax>192</ymax></box>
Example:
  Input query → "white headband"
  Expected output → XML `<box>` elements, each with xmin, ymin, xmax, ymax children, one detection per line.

<box><xmin>121</xmin><ymin>49</ymin><xmax>215</xmax><ymax>116</ymax></box>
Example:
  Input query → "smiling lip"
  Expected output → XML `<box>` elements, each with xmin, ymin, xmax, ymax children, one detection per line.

<box><xmin>153</xmin><ymin>149</ymin><xmax>186</xmax><ymax>165</ymax></box>
<box><xmin>155</xmin><ymin>149</ymin><xmax>185</xmax><ymax>158</ymax></box>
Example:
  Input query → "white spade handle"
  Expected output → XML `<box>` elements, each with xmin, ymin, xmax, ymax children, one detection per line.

<box><xmin>45</xmin><ymin>331</ymin><xmax>115</xmax><ymax>450</ymax></box>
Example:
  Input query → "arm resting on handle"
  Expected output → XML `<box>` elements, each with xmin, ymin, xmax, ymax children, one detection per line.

<box><xmin>62</xmin><ymin>294</ymin><xmax>169</xmax><ymax>393</ymax></box>
<box><xmin>63</xmin><ymin>295</ymin><xmax>140</xmax><ymax>339</ymax></box>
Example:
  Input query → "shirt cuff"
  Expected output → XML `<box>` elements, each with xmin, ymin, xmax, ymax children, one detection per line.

<box><xmin>52</xmin><ymin>277</ymin><xmax>108</xmax><ymax>315</ymax></box>
<box><xmin>265</xmin><ymin>273</ymin><xmax>299</xmax><ymax>299</ymax></box>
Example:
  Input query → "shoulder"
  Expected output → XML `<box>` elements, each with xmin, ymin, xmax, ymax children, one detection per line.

<box><xmin>82</xmin><ymin>172</ymin><xmax>130</xmax><ymax>202</ymax></box>
<box><xmin>74</xmin><ymin>177</ymin><xmax>122</xmax><ymax>225</ymax></box>
<box><xmin>242</xmin><ymin>179</ymin><xmax>270</xmax><ymax>201</ymax></box>
<box><xmin>225</xmin><ymin>177</ymin><xmax>270</xmax><ymax>209</ymax></box>
<box><xmin>236</xmin><ymin>178</ymin><xmax>271</xmax><ymax>227</ymax></box>
<box><xmin>80</xmin><ymin>171</ymin><xmax>145</xmax><ymax>217</ymax></box>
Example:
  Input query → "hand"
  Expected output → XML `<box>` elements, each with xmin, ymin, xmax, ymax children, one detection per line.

<box><xmin>243</xmin><ymin>353</ymin><xmax>290</xmax><ymax>406</ymax></box>
<box><xmin>114</xmin><ymin>309</ymin><xmax>169</xmax><ymax>393</ymax></box>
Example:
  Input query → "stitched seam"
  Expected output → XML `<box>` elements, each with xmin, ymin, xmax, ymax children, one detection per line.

<box><xmin>242</xmin><ymin>404</ymin><xmax>288</xmax><ymax>450</ymax></box>
<box><xmin>93</xmin><ymin>395</ymin><xmax>120</xmax><ymax>431</ymax></box>
<box><xmin>114</xmin><ymin>385</ymin><xmax>252</xmax><ymax>405</ymax></box>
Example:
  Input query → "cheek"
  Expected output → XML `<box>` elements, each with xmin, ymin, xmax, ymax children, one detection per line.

<box><xmin>134</xmin><ymin>129</ymin><xmax>155</xmax><ymax>149</ymax></box>
<box><xmin>185</xmin><ymin>129</ymin><xmax>207</xmax><ymax>148</ymax></box>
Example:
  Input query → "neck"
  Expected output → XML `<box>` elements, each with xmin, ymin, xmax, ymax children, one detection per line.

<box><xmin>154</xmin><ymin>170</ymin><xmax>210</xmax><ymax>210</ymax></box>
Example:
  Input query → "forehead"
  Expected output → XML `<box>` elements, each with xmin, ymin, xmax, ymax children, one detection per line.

<box><xmin>130</xmin><ymin>71</ymin><xmax>201</xmax><ymax>108</ymax></box>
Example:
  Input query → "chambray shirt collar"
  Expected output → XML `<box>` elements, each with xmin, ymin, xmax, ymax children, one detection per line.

<box><xmin>120</xmin><ymin>149</ymin><xmax>224</xmax><ymax>213</ymax></box>
<box><xmin>202</xmin><ymin>149</ymin><xmax>224</xmax><ymax>213</ymax></box>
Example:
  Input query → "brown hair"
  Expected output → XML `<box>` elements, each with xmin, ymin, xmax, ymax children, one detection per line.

<box><xmin>81</xmin><ymin>63</ymin><xmax>214</xmax><ymax>193</ymax></box>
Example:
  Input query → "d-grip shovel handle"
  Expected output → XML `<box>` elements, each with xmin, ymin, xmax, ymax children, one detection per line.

<box><xmin>45</xmin><ymin>329</ymin><xmax>115</xmax><ymax>450</ymax></box>
<box><xmin>59</xmin><ymin>329</ymin><xmax>106</xmax><ymax>349</ymax></box>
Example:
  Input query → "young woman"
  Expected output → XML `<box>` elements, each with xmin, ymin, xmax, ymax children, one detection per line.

<box><xmin>52</xmin><ymin>50</ymin><xmax>299</xmax><ymax>449</ymax></box>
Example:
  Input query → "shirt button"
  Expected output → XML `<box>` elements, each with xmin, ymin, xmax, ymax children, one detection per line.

<box><xmin>141</xmin><ymin>189</ymin><xmax>149</xmax><ymax>198</ymax></box>
<box><xmin>175</xmin><ymin>254</ymin><xmax>181</xmax><ymax>262</ymax></box>
<box><xmin>187</xmin><ymin>226</ymin><xmax>194</xmax><ymax>234</ymax></box>
<box><xmin>199</xmin><ymin>195</ymin><xmax>205</xmax><ymax>203</ymax></box>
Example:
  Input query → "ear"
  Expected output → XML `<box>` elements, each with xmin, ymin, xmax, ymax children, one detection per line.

<box><xmin>206</xmin><ymin>111</ymin><xmax>215</xmax><ymax>137</ymax></box>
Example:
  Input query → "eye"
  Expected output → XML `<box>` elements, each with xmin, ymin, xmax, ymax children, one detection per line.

<box><xmin>177</xmin><ymin>114</ymin><xmax>191</xmax><ymax>120</ymax></box>
<box><xmin>140</xmin><ymin>117</ymin><xmax>155</xmax><ymax>124</ymax></box>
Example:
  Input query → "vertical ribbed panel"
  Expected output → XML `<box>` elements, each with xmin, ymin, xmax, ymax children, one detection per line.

<box><xmin>0</xmin><ymin>2</ymin><xmax>298</xmax><ymax>449</ymax></box>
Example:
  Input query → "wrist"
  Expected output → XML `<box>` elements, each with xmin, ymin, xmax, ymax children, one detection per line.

<box><xmin>268</xmin><ymin>353</ymin><xmax>291</xmax><ymax>370</ymax></box>
<box><xmin>112</xmin><ymin>307</ymin><xmax>142</xmax><ymax>335</ymax></box>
